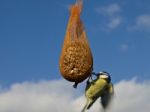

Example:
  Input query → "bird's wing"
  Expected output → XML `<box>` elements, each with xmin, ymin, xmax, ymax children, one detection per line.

<box><xmin>100</xmin><ymin>83</ymin><xmax>114</xmax><ymax>109</ymax></box>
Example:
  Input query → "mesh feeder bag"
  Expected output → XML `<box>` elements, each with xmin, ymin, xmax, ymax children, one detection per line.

<box><xmin>59</xmin><ymin>0</ymin><xmax>93</xmax><ymax>87</ymax></box>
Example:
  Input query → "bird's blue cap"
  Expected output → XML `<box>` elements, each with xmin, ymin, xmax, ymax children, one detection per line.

<box><xmin>99</xmin><ymin>71</ymin><xmax>111</xmax><ymax>83</ymax></box>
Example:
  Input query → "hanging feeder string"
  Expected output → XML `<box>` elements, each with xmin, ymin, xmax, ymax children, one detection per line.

<box><xmin>76</xmin><ymin>0</ymin><xmax>83</xmax><ymax>4</ymax></box>
<box><xmin>75</xmin><ymin>0</ymin><xmax>83</xmax><ymax>13</ymax></box>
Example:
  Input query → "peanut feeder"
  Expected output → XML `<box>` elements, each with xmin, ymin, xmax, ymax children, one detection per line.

<box><xmin>59</xmin><ymin>0</ymin><xmax>93</xmax><ymax>87</ymax></box>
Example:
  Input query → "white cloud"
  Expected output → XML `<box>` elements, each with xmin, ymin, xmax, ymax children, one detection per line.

<box><xmin>95</xmin><ymin>3</ymin><xmax>122</xmax><ymax>30</ymax></box>
<box><xmin>129</xmin><ymin>14</ymin><xmax>150</xmax><ymax>31</ymax></box>
<box><xmin>0</xmin><ymin>79</ymin><xmax>150</xmax><ymax>112</ymax></box>
<box><xmin>0</xmin><ymin>80</ymin><xmax>81</xmax><ymax>112</ymax></box>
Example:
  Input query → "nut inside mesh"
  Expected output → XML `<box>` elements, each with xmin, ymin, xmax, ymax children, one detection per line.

<box><xmin>62</xmin><ymin>44</ymin><xmax>90</xmax><ymax>76</ymax></box>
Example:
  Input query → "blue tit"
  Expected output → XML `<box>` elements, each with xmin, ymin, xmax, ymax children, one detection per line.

<box><xmin>81</xmin><ymin>71</ymin><xmax>114</xmax><ymax>112</ymax></box>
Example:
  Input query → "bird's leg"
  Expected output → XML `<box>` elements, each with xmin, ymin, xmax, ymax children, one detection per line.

<box><xmin>92</xmin><ymin>72</ymin><xmax>97</xmax><ymax>76</ymax></box>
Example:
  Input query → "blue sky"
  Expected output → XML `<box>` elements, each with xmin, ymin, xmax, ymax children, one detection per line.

<box><xmin>0</xmin><ymin>0</ymin><xmax>150</xmax><ymax>86</ymax></box>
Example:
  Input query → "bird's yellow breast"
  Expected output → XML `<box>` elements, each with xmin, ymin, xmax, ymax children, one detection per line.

<box><xmin>85</xmin><ymin>79</ymin><xmax>108</xmax><ymax>99</ymax></box>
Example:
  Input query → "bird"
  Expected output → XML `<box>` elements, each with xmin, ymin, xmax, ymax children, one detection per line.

<box><xmin>81</xmin><ymin>71</ymin><xmax>114</xmax><ymax>112</ymax></box>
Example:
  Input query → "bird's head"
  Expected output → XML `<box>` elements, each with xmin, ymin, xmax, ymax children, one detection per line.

<box><xmin>97</xmin><ymin>71</ymin><xmax>111</xmax><ymax>83</ymax></box>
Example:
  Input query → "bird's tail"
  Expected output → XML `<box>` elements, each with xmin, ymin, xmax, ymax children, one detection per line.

<box><xmin>81</xmin><ymin>99</ymin><xmax>92</xmax><ymax>112</ymax></box>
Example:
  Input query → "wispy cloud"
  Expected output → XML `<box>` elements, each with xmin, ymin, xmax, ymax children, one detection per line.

<box><xmin>0</xmin><ymin>79</ymin><xmax>150</xmax><ymax>112</ymax></box>
<box><xmin>120</xmin><ymin>44</ymin><xmax>129</xmax><ymax>52</ymax></box>
<box><xmin>128</xmin><ymin>14</ymin><xmax>150</xmax><ymax>31</ymax></box>
<box><xmin>95</xmin><ymin>3</ymin><xmax>122</xmax><ymax>30</ymax></box>
<box><xmin>95</xmin><ymin>3</ymin><xmax>121</xmax><ymax>16</ymax></box>
<box><xmin>107</xmin><ymin>16</ymin><xmax>122</xmax><ymax>29</ymax></box>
